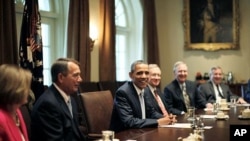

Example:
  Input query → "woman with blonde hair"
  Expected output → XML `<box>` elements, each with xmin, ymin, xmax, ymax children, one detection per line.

<box><xmin>0</xmin><ymin>64</ymin><xmax>32</xmax><ymax>141</ymax></box>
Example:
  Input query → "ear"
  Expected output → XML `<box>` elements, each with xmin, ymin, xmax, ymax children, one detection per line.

<box><xmin>129</xmin><ymin>72</ymin><xmax>133</xmax><ymax>79</ymax></box>
<box><xmin>57</xmin><ymin>73</ymin><xmax>64</xmax><ymax>83</ymax></box>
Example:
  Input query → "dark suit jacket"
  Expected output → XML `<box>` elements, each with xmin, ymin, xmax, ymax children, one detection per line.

<box><xmin>144</xmin><ymin>86</ymin><xmax>168</xmax><ymax>115</ymax></box>
<box><xmin>197</xmin><ymin>80</ymin><xmax>240</xmax><ymax>108</ymax></box>
<box><xmin>31</xmin><ymin>85</ymin><xmax>85</xmax><ymax>141</ymax></box>
<box><xmin>109</xmin><ymin>81</ymin><xmax>163</xmax><ymax>132</ymax></box>
<box><xmin>163</xmin><ymin>79</ymin><xmax>198</xmax><ymax>115</ymax></box>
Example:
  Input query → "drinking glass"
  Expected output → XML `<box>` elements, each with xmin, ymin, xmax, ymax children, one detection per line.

<box><xmin>230</xmin><ymin>96</ymin><xmax>236</xmax><ymax>107</ymax></box>
<box><xmin>102</xmin><ymin>130</ymin><xmax>114</xmax><ymax>141</ymax></box>
<box><xmin>187</xmin><ymin>107</ymin><xmax>195</xmax><ymax>121</ymax></box>
<box><xmin>213</xmin><ymin>103</ymin><xmax>219</xmax><ymax>113</ymax></box>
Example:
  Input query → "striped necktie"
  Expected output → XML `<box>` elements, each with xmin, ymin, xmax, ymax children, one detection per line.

<box><xmin>216</xmin><ymin>84</ymin><xmax>224</xmax><ymax>98</ymax></box>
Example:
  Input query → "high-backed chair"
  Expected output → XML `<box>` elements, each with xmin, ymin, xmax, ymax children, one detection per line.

<box><xmin>98</xmin><ymin>81</ymin><xmax>118</xmax><ymax>98</ymax></box>
<box><xmin>79</xmin><ymin>82</ymin><xmax>101</xmax><ymax>93</ymax></box>
<box><xmin>20</xmin><ymin>105</ymin><xmax>31</xmax><ymax>140</ymax></box>
<box><xmin>79</xmin><ymin>90</ymin><xmax>113</xmax><ymax>140</ymax></box>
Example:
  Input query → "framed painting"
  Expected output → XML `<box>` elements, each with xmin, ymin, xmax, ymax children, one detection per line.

<box><xmin>183</xmin><ymin>0</ymin><xmax>239</xmax><ymax>51</ymax></box>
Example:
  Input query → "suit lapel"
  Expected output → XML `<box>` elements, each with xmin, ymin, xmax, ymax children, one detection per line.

<box><xmin>50</xmin><ymin>85</ymin><xmax>82</xmax><ymax>140</ymax></box>
<box><xmin>128</xmin><ymin>82</ymin><xmax>143</xmax><ymax>118</ymax></box>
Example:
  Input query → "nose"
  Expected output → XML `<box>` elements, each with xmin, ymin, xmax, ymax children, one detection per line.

<box><xmin>78</xmin><ymin>76</ymin><xmax>83</xmax><ymax>82</ymax></box>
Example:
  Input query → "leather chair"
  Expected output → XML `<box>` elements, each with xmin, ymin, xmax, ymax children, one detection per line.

<box><xmin>79</xmin><ymin>90</ymin><xmax>114</xmax><ymax>140</ymax></box>
<box><xmin>98</xmin><ymin>81</ymin><xmax>118</xmax><ymax>98</ymax></box>
<box><xmin>79</xmin><ymin>82</ymin><xmax>101</xmax><ymax>93</ymax></box>
<box><xmin>20</xmin><ymin>105</ymin><xmax>31</xmax><ymax>140</ymax></box>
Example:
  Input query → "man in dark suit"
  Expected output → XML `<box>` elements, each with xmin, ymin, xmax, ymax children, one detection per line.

<box><xmin>31</xmin><ymin>58</ymin><xmax>86</xmax><ymax>141</ymax></box>
<box><xmin>109</xmin><ymin>60</ymin><xmax>175</xmax><ymax>132</ymax></box>
<box><xmin>197</xmin><ymin>66</ymin><xmax>247</xmax><ymax>109</ymax></box>
<box><xmin>145</xmin><ymin>64</ymin><xmax>169</xmax><ymax>117</ymax></box>
<box><xmin>163</xmin><ymin>61</ymin><xmax>198</xmax><ymax>115</ymax></box>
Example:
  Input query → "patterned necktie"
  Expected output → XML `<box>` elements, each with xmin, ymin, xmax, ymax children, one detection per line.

<box><xmin>154</xmin><ymin>89</ymin><xmax>168</xmax><ymax>116</ymax></box>
<box><xmin>182</xmin><ymin>84</ymin><xmax>190</xmax><ymax>109</ymax></box>
<box><xmin>138</xmin><ymin>92</ymin><xmax>146</xmax><ymax>119</ymax></box>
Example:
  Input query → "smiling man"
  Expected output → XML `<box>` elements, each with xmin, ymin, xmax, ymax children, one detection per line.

<box><xmin>109</xmin><ymin>60</ymin><xmax>175</xmax><ymax>132</ymax></box>
<box><xmin>163</xmin><ymin>61</ymin><xmax>198</xmax><ymax>115</ymax></box>
<box><xmin>197</xmin><ymin>66</ymin><xmax>247</xmax><ymax>109</ymax></box>
<box><xmin>144</xmin><ymin>64</ymin><xmax>170</xmax><ymax>117</ymax></box>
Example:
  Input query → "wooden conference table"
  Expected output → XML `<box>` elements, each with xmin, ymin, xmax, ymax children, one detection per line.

<box><xmin>115</xmin><ymin>105</ymin><xmax>250</xmax><ymax>141</ymax></box>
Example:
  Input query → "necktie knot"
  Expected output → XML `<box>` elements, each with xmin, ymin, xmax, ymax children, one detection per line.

<box><xmin>154</xmin><ymin>89</ymin><xmax>158</xmax><ymax>95</ymax></box>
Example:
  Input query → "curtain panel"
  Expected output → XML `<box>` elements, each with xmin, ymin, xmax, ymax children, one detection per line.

<box><xmin>67</xmin><ymin>0</ymin><xmax>91</xmax><ymax>81</ymax></box>
<box><xmin>0</xmin><ymin>0</ymin><xmax>18</xmax><ymax>65</ymax></box>
<box><xmin>99</xmin><ymin>0</ymin><xmax>116</xmax><ymax>81</ymax></box>
<box><xmin>141</xmin><ymin>0</ymin><xmax>160</xmax><ymax>65</ymax></box>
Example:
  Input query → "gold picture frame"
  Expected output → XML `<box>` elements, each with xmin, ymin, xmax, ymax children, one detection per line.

<box><xmin>183</xmin><ymin>0</ymin><xmax>239</xmax><ymax>51</ymax></box>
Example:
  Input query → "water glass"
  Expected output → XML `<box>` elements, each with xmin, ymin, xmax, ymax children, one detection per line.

<box><xmin>230</xmin><ymin>97</ymin><xmax>236</xmax><ymax>107</ymax></box>
<box><xmin>102</xmin><ymin>130</ymin><xmax>114</xmax><ymax>141</ymax></box>
<box><xmin>213</xmin><ymin>103</ymin><xmax>219</xmax><ymax>113</ymax></box>
<box><xmin>187</xmin><ymin>107</ymin><xmax>195</xmax><ymax>121</ymax></box>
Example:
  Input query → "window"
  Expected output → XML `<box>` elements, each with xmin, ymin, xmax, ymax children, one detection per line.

<box><xmin>15</xmin><ymin>0</ymin><xmax>68</xmax><ymax>86</ymax></box>
<box><xmin>115</xmin><ymin>0</ymin><xmax>143</xmax><ymax>81</ymax></box>
<box><xmin>15</xmin><ymin>0</ymin><xmax>143</xmax><ymax>83</ymax></box>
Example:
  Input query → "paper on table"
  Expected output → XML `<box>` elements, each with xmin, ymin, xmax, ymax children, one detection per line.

<box><xmin>159</xmin><ymin>123</ymin><xmax>192</xmax><ymax>128</ymax></box>
<box><xmin>201</xmin><ymin>115</ymin><xmax>217</xmax><ymax>119</ymax></box>
<box><xmin>159</xmin><ymin>123</ymin><xmax>213</xmax><ymax>129</ymax></box>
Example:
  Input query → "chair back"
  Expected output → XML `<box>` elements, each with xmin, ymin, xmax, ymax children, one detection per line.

<box><xmin>80</xmin><ymin>90</ymin><xmax>113</xmax><ymax>135</ymax></box>
<box><xmin>20</xmin><ymin>105</ymin><xmax>31</xmax><ymax>140</ymax></box>
<box><xmin>79</xmin><ymin>82</ymin><xmax>101</xmax><ymax>92</ymax></box>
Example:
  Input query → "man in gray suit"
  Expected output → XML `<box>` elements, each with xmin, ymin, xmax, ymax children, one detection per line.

<box><xmin>197</xmin><ymin>66</ymin><xmax>247</xmax><ymax>109</ymax></box>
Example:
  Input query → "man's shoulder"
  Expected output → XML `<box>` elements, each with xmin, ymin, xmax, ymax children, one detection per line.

<box><xmin>164</xmin><ymin>80</ymin><xmax>177</xmax><ymax>89</ymax></box>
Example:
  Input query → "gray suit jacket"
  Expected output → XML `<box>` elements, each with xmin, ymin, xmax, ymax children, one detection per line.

<box><xmin>163</xmin><ymin>79</ymin><xmax>198</xmax><ymax>115</ymax></box>
<box><xmin>109</xmin><ymin>81</ymin><xmax>163</xmax><ymax>132</ymax></box>
<box><xmin>197</xmin><ymin>80</ymin><xmax>240</xmax><ymax>108</ymax></box>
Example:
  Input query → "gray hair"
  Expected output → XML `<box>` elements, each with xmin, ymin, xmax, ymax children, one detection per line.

<box><xmin>173</xmin><ymin>61</ymin><xmax>187</xmax><ymax>72</ymax></box>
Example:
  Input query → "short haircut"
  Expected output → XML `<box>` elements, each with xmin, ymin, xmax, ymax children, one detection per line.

<box><xmin>51</xmin><ymin>58</ymin><xmax>80</xmax><ymax>82</ymax></box>
<box><xmin>130</xmin><ymin>60</ymin><xmax>147</xmax><ymax>73</ymax></box>
<box><xmin>148</xmin><ymin>64</ymin><xmax>159</xmax><ymax>70</ymax></box>
<box><xmin>173</xmin><ymin>61</ymin><xmax>187</xmax><ymax>72</ymax></box>
<box><xmin>209</xmin><ymin>66</ymin><xmax>222</xmax><ymax>76</ymax></box>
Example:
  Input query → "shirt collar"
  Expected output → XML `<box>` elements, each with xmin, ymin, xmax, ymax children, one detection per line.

<box><xmin>53</xmin><ymin>83</ymin><xmax>71</xmax><ymax>103</ymax></box>
<box><xmin>133</xmin><ymin>83</ymin><xmax>144</xmax><ymax>96</ymax></box>
<box><xmin>148</xmin><ymin>84</ymin><xmax>156</xmax><ymax>95</ymax></box>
